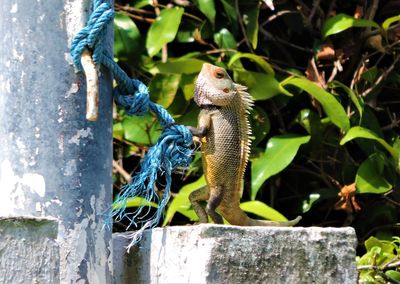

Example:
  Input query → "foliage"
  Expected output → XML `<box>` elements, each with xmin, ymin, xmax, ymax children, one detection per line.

<box><xmin>357</xmin><ymin>236</ymin><xmax>400</xmax><ymax>283</ymax></box>
<box><xmin>112</xmin><ymin>0</ymin><xmax>400</xmax><ymax>272</ymax></box>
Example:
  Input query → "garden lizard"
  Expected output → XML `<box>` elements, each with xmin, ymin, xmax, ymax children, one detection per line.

<box><xmin>188</xmin><ymin>63</ymin><xmax>301</xmax><ymax>226</ymax></box>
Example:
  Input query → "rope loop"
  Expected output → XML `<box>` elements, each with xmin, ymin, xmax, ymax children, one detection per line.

<box><xmin>70</xmin><ymin>2</ymin><xmax>114</xmax><ymax>70</ymax></box>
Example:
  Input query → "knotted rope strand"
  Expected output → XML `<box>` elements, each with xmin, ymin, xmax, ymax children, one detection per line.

<box><xmin>70</xmin><ymin>0</ymin><xmax>193</xmax><ymax>246</ymax></box>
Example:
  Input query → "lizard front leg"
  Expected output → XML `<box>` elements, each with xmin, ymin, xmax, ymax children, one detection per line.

<box><xmin>187</xmin><ymin>110</ymin><xmax>212</xmax><ymax>138</ymax></box>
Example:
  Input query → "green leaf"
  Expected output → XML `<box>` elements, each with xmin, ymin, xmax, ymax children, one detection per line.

<box><xmin>386</xmin><ymin>270</ymin><xmax>400</xmax><ymax>281</ymax></box>
<box><xmin>340</xmin><ymin>126</ymin><xmax>399</xmax><ymax>160</ymax></box>
<box><xmin>322</xmin><ymin>13</ymin><xmax>379</xmax><ymax>39</ymax></box>
<box><xmin>150</xmin><ymin>58</ymin><xmax>207</xmax><ymax>74</ymax></box>
<box><xmin>112</xmin><ymin>197</ymin><xmax>158</xmax><ymax>209</ymax></box>
<box><xmin>163</xmin><ymin>176</ymin><xmax>207</xmax><ymax>225</ymax></box>
<box><xmin>361</xmin><ymin>67</ymin><xmax>379</xmax><ymax>83</ymax></box>
<box><xmin>228</xmin><ymin>53</ymin><xmax>274</xmax><ymax>75</ymax></box>
<box><xmin>365</xmin><ymin>236</ymin><xmax>396</xmax><ymax>254</ymax></box>
<box><xmin>251</xmin><ymin>134</ymin><xmax>310</xmax><ymax>200</ymax></box>
<box><xmin>194</xmin><ymin>0</ymin><xmax>216</xmax><ymax>26</ymax></box>
<box><xmin>148</xmin><ymin>73</ymin><xmax>181</xmax><ymax>108</ymax></box>
<box><xmin>146</xmin><ymin>7</ymin><xmax>184</xmax><ymax>57</ymax></box>
<box><xmin>282</xmin><ymin>77</ymin><xmax>350</xmax><ymax>131</ymax></box>
<box><xmin>214</xmin><ymin>28</ymin><xmax>237</xmax><ymax>49</ymax></box>
<box><xmin>122</xmin><ymin>114</ymin><xmax>161</xmax><ymax>145</ymax></box>
<box><xmin>220</xmin><ymin>0</ymin><xmax>238</xmax><ymax>34</ymax></box>
<box><xmin>382</xmin><ymin>15</ymin><xmax>400</xmax><ymax>33</ymax></box>
<box><xmin>240</xmin><ymin>200</ymin><xmax>288</xmax><ymax>221</ymax></box>
<box><xmin>234</xmin><ymin>70</ymin><xmax>292</xmax><ymax>100</ymax></box>
<box><xmin>356</xmin><ymin>153</ymin><xmax>392</xmax><ymax>194</ymax></box>
<box><xmin>113</xmin><ymin>122</ymin><xmax>124</xmax><ymax>140</ymax></box>
<box><xmin>330</xmin><ymin>80</ymin><xmax>364</xmax><ymax>120</ymax></box>
<box><xmin>133</xmin><ymin>0</ymin><xmax>152</xmax><ymax>9</ymax></box>
<box><xmin>302</xmin><ymin>193</ymin><xmax>320</xmax><ymax>213</ymax></box>
<box><xmin>243</xmin><ymin>2</ymin><xmax>260</xmax><ymax>49</ymax></box>
<box><xmin>114</xmin><ymin>13</ymin><xmax>143</xmax><ymax>60</ymax></box>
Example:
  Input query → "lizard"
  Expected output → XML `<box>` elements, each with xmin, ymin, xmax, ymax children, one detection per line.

<box><xmin>187</xmin><ymin>63</ymin><xmax>302</xmax><ymax>226</ymax></box>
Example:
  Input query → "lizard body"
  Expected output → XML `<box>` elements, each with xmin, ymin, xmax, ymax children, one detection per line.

<box><xmin>188</xmin><ymin>63</ymin><xmax>301</xmax><ymax>226</ymax></box>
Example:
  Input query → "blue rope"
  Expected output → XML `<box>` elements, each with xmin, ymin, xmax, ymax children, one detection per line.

<box><xmin>70</xmin><ymin>0</ymin><xmax>193</xmax><ymax>245</ymax></box>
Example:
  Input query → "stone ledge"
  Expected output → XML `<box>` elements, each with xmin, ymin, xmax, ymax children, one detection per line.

<box><xmin>0</xmin><ymin>216</ymin><xmax>59</xmax><ymax>283</ymax></box>
<box><xmin>113</xmin><ymin>225</ymin><xmax>357</xmax><ymax>284</ymax></box>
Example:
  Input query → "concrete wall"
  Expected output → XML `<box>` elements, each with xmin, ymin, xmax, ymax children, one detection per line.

<box><xmin>113</xmin><ymin>225</ymin><xmax>358</xmax><ymax>284</ymax></box>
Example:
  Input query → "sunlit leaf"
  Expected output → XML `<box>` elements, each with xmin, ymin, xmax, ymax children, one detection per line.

<box><xmin>382</xmin><ymin>15</ymin><xmax>400</xmax><ymax>33</ymax></box>
<box><xmin>322</xmin><ymin>13</ymin><xmax>379</xmax><ymax>39</ymax></box>
<box><xmin>365</xmin><ymin>236</ymin><xmax>396</xmax><ymax>254</ymax></box>
<box><xmin>251</xmin><ymin>134</ymin><xmax>310</xmax><ymax>200</ymax></box>
<box><xmin>240</xmin><ymin>200</ymin><xmax>288</xmax><ymax>221</ymax></box>
<box><xmin>194</xmin><ymin>0</ymin><xmax>216</xmax><ymax>26</ymax></box>
<box><xmin>282</xmin><ymin>77</ymin><xmax>350</xmax><ymax>131</ymax></box>
<box><xmin>302</xmin><ymin>193</ymin><xmax>320</xmax><ymax>213</ymax></box>
<box><xmin>340</xmin><ymin>126</ymin><xmax>399</xmax><ymax>160</ymax></box>
<box><xmin>163</xmin><ymin>176</ymin><xmax>207</xmax><ymax>225</ymax></box>
<box><xmin>146</xmin><ymin>7</ymin><xmax>184</xmax><ymax>57</ymax></box>
<box><xmin>179</xmin><ymin>74</ymin><xmax>197</xmax><ymax>101</ymax></box>
<box><xmin>386</xmin><ymin>270</ymin><xmax>400</xmax><ymax>281</ymax></box>
<box><xmin>150</xmin><ymin>58</ymin><xmax>206</xmax><ymax>74</ymax></box>
<box><xmin>356</xmin><ymin>153</ymin><xmax>392</xmax><ymax>194</ymax></box>
<box><xmin>113</xmin><ymin>122</ymin><xmax>124</xmax><ymax>140</ymax></box>
<box><xmin>122</xmin><ymin>114</ymin><xmax>161</xmax><ymax>145</ymax></box>
<box><xmin>234</xmin><ymin>70</ymin><xmax>292</xmax><ymax>100</ymax></box>
<box><xmin>148</xmin><ymin>73</ymin><xmax>181</xmax><ymax>108</ymax></box>
<box><xmin>228</xmin><ymin>53</ymin><xmax>274</xmax><ymax>75</ymax></box>
<box><xmin>133</xmin><ymin>0</ymin><xmax>152</xmax><ymax>9</ymax></box>
<box><xmin>113</xmin><ymin>197</ymin><xmax>158</xmax><ymax>209</ymax></box>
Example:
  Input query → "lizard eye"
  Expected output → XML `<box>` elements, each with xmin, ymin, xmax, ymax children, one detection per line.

<box><xmin>223</xmin><ymin>88</ymin><xmax>230</xmax><ymax>93</ymax></box>
<box><xmin>215</xmin><ymin>70</ymin><xmax>224</xmax><ymax>79</ymax></box>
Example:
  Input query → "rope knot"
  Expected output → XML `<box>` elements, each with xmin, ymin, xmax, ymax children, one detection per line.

<box><xmin>160</xmin><ymin>124</ymin><xmax>193</xmax><ymax>168</ymax></box>
<box><xmin>114</xmin><ymin>79</ymin><xmax>150</xmax><ymax>116</ymax></box>
<box><xmin>70</xmin><ymin>2</ymin><xmax>114</xmax><ymax>70</ymax></box>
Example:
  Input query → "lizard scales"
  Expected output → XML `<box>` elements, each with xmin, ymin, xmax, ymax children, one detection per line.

<box><xmin>189</xmin><ymin>63</ymin><xmax>301</xmax><ymax>226</ymax></box>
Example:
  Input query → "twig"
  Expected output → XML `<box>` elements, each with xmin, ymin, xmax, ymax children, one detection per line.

<box><xmin>361</xmin><ymin>54</ymin><xmax>400</xmax><ymax>97</ymax></box>
<box><xmin>113</xmin><ymin>160</ymin><xmax>132</xmax><ymax>183</ymax></box>
<box><xmin>261</xmin><ymin>10</ymin><xmax>298</xmax><ymax>26</ymax></box>
<box><xmin>366</xmin><ymin>0</ymin><xmax>379</xmax><ymax>21</ymax></box>
<box><xmin>259</xmin><ymin>27</ymin><xmax>314</xmax><ymax>53</ymax></box>
<box><xmin>307</xmin><ymin>0</ymin><xmax>321</xmax><ymax>26</ymax></box>
<box><xmin>80</xmin><ymin>49</ymin><xmax>99</xmax><ymax>121</ymax></box>
<box><xmin>358</xmin><ymin>260</ymin><xmax>400</xmax><ymax>271</ymax></box>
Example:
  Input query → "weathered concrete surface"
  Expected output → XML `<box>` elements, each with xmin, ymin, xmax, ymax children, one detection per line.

<box><xmin>0</xmin><ymin>1</ymin><xmax>113</xmax><ymax>282</ymax></box>
<box><xmin>113</xmin><ymin>225</ymin><xmax>357</xmax><ymax>284</ymax></box>
<box><xmin>0</xmin><ymin>217</ymin><xmax>59</xmax><ymax>283</ymax></box>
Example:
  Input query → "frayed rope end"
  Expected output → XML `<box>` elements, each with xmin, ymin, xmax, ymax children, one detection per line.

<box><xmin>110</xmin><ymin>124</ymin><xmax>193</xmax><ymax>249</ymax></box>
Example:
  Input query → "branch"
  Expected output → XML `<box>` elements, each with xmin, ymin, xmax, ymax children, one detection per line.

<box><xmin>361</xmin><ymin>55</ymin><xmax>400</xmax><ymax>97</ymax></box>
<box><xmin>113</xmin><ymin>160</ymin><xmax>132</xmax><ymax>183</ymax></box>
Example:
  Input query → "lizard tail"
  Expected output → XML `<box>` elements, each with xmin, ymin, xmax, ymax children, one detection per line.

<box><xmin>220</xmin><ymin>205</ymin><xmax>302</xmax><ymax>227</ymax></box>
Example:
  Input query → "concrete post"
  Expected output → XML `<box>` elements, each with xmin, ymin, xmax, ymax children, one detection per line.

<box><xmin>0</xmin><ymin>1</ymin><xmax>113</xmax><ymax>283</ymax></box>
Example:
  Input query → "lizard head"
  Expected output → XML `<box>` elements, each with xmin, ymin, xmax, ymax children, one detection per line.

<box><xmin>194</xmin><ymin>63</ymin><xmax>236</xmax><ymax>107</ymax></box>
